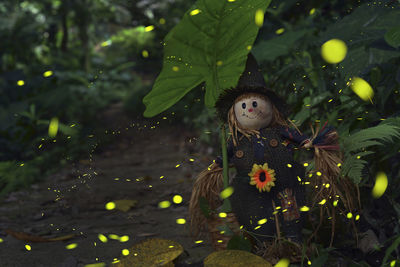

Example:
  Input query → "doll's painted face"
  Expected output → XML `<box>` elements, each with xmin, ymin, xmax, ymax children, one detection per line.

<box><xmin>234</xmin><ymin>93</ymin><xmax>273</xmax><ymax>130</ymax></box>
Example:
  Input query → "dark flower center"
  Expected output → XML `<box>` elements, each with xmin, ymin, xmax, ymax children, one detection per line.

<box><xmin>259</xmin><ymin>172</ymin><xmax>266</xmax><ymax>182</ymax></box>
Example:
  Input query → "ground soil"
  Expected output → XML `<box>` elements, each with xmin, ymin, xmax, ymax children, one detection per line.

<box><xmin>0</xmin><ymin>103</ymin><xmax>216</xmax><ymax>267</ymax></box>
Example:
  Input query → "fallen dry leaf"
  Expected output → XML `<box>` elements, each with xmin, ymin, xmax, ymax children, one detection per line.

<box><xmin>114</xmin><ymin>238</ymin><xmax>183</xmax><ymax>267</ymax></box>
<box><xmin>204</xmin><ymin>250</ymin><xmax>272</xmax><ymax>267</ymax></box>
<box><xmin>5</xmin><ymin>229</ymin><xmax>76</xmax><ymax>243</ymax></box>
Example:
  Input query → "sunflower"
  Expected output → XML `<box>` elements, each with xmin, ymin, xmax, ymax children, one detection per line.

<box><xmin>248</xmin><ymin>163</ymin><xmax>276</xmax><ymax>192</ymax></box>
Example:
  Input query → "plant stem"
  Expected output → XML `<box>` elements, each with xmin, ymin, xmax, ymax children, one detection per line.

<box><xmin>220</xmin><ymin>124</ymin><xmax>232</xmax><ymax>212</ymax></box>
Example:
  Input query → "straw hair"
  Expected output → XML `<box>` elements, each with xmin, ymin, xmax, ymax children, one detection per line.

<box><xmin>188</xmin><ymin>163</ymin><xmax>224</xmax><ymax>239</ymax></box>
<box><xmin>307</xmin><ymin>123</ymin><xmax>360</xmax><ymax>246</ymax></box>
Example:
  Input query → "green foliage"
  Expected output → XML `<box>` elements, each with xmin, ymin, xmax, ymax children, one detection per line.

<box><xmin>253</xmin><ymin>29</ymin><xmax>308</xmax><ymax>61</ymax></box>
<box><xmin>340</xmin><ymin>122</ymin><xmax>400</xmax><ymax>184</ymax></box>
<box><xmin>385</xmin><ymin>26</ymin><xmax>400</xmax><ymax>49</ymax></box>
<box><xmin>382</xmin><ymin>235</ymin><xmax>400</xmax><ymax>267</ymax></box>
<box><xmin>227</xmin><ymin>234</ymin><xmax>252</xmax><ymax>252</ymax></box>
<box><xmin>143</xmin><ymin>0</ymin><xmax>272</xmax><ymax>117</ymax></box>
<box><xmin>0</xmin><ymin>161</ymin><xmax>39</xmax><ymax>196</ymax></box>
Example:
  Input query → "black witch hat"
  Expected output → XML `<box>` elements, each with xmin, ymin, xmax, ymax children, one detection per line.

<box><xmin>215</xmin><ymin>53</ymin><xmax>289</xmax><ymax>122</ymax></box>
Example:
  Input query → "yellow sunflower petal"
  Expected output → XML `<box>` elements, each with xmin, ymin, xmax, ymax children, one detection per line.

<box><xmin>262</xmin><ymin>163</ymin><xmax>269</xmax><ymax>170</ymax></box>
<box><xmin>248</xmin><ymin>164</ymin><xmax>261</xmax><ymax>177</ymax></box>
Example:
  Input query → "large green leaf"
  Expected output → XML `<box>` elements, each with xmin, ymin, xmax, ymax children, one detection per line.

<box><xmin>143</xmin><ymin>0</ymin><xmax>272</xmax><ymax>117</ymax></box>
<box><xmin>252</xmin><ymin>29</ymin><xmax>308</xmax><ymax>62</ymax></box>
<box><xmin>385</xmin><ymin>26</ymin><xmax>400</xmax><ymax>48</ymax></box>
<box><xmin>320</xmin><ymin>3</ymin><xmax>400</xmax><ymax>46</ymax></box>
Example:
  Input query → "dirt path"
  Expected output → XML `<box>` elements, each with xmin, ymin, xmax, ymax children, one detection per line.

<box><xmin>0</xmin><ymin>105</ymin><xmax>215</xmax><ymax>267</ymax></box>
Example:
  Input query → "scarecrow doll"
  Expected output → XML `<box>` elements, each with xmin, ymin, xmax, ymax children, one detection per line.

<box><xmin>189</xmin><ymin>53</ymin><xmax>347</xmax><ymax>255</ymax></box>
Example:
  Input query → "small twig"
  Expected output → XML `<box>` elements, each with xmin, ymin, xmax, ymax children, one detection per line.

<box><xmin>271</xmin><ymin>200</ymin><xmax>281</xmax><ymax>240</ymax></box>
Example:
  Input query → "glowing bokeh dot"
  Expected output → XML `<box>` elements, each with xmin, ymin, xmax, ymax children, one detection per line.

<box><xmin>145</xmin><ymin>25</ymin><xmax>154</xmax><ymax>32</ymax></box>
<box><xmin>98</xmin><ymin>234</ymin><xmax>108</xmax><ymax>243</ymax></box>
<box><xmin>119</xmin><ymin>235</ymin><xmax>129</xmax><ymax>242</ymax></box>
<box><xmin>300</xmin><ymin>206</ymin><xmax>310</xmax><ymax>212</ymax></box>
<box><xmin>122</xmin><ymin>249</ymin><xmax>130</xmax><ymax>256</ymax></box>
<box><xmin>25</xmin><ymin>244</ymin><xmax>31</xmax><ymax>251</ymax></box>
<box><xmin>372</xmin><ymin>171</ymin><xmax>388</xmax><ymax>199</ymax></box>
<box><xmin>172</xmin><ymin>195</ymin><xmax>183</xmax><ymax>204</ymax></box>
<box><xmin>17</xmin><ymin>80</ymin><xmax>25</xmax><ymax>86</ymax></box>
<box><xmin>66</xmin><ymin>243</ymin><xmax>78</xmax><ymax>250</ymax></box>
<box><xmin>257</xmin><ymin>218</ymin><xmax>267</xmax><ymax>225</ymax></box>
<box><xmin>220</xmin><ymin>186</ymin><xmax>234</xmax><ymax>199</ymax></box>
<box><xmin>109</xmin><ymin>234</ymin><xmax>119</xmax><ymax>240</ymax></box>
<box><xmin>159</xmin><ymin>200</ymin><xmax>171</xmax><ymax>208</ymax></box>
<box><xmin>350</xmin><ymin>77</ymin><xmax>374</xmax><ymax>102</ymax></box>
<box><xmin>176</xmin><ymin>218</ymin><xmax>186</xmax><ymax>224</ymax></box>
<box><xmin>321</xmin><ymin>39</ymin><xmax>347</xmax><ymax>64</ymax></box>
<box><xmin>255</xmin><ymin>9</ymin><xmax>264</xmax><ymax>27</ymax></box>
<box><xmin>48</xmin><ymin>117</ymin><xmax>59</xmax><ymax>138</ymax></box>
<box><xmin>275</xmin><ymin>258</ymin><xmax>290</xmax><ymax>267</ymax></box>
<box><xmin>190</xmin><ymin>9</ymin><xmax>200</xmax><ymax>16</ymax></box>
<box><xmin>219</xmin><ymin>212</ymin><xmax>227</xmax><ymax>218</ymax></box>
<box><xmin>105</xmin><ymin>202</ymin><xmax>116</xmax><ymax>210</ymax></box>
<box><xmin>43</xmin><ymin>71</ymin><xmax>53</xmax><ymax>77</ymax></box>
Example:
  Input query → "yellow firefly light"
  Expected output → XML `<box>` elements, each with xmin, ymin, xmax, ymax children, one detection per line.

<box><xmin>98</xmin><ymin>234</ymin><xmax>108</xmax><ymax>243</ymax></box>
<box><xmin>158</xmin><ymin>201</ymin><xmax>171</xmax><ymax>208</ymax></box>
<box><xmin>258</xmin><ymin>218</ymin><xmax>267</xmax><ymax>225</ymax></box>
<box><xmin>119</xmin><ymin>235</ymin><xmax>129</xmax><ymax>242</ymax></box>
<box><xmin>275</xmin><ymin>258</ymin><xmax>290</xmax><ymax>267</ymax></box>
<box><xmin>105</xmin><ymin>202</ymin><xmax>116</xmax><ymax>210</ymax></box>
<box><xmin>372</xmin><ymin>172</ymin><xmax>388</xmax><ymax>199</ymax></box>
<box><xmin>190</xmin><ymin>9</ymin><xmax>201</xmax><ymax>16</ymax></box>
<box><xmin>350</xmin><ymin>77</ymin><xmax>374</xmax><ymax>103</ymax></box>
<box><xmin>219</xmin><ymin>212</ymin><xmax>227</xmax><ymax>218</ymax></box>
<box><xmin>300</xmin><ymin>206</ymin><xmax>310</xmax><ymax>212</ymax></box>
<box><xmin>176</xmin><ymin>218</ymin><xmax>186</xmax><ymax>224</ymax></box>
<box><xmin>220</xmin><ymin>186</ymin><xmax>234</xmax><ymax>199</ymax></box>
<box><xmin>43</xmin><ymin>71</ymin><xmax>53</xmax><ymax>77</ymax></box>
<box><xmin>321</xmin><ymin>39</ymin><xmax>347</xmax><ymax>64</ymax></box>
<box><xmin>66</xmin><ymin>243</ymin><xmax>78</xmax><ymax>250</ymax></box>
<box><xmin>255</xmin><ymin>9</ymin><xmax>264</xmax><ymax>27</ymax></box>
<box><xmin>172</xmin><ymin>195</ymin><xmax>183</xmax><ymax>204</ymax></box>
<box><xmin>48</xmin><ymin>117</ymin><xmax>59</xmax><ymax>138</ymax></box>
<box><xmin>144</xmin><ymin>25</ymin><xmax>154</xmax><ymax>32</ymax></box>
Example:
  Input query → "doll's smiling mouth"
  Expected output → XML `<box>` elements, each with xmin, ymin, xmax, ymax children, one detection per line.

<box><xmin>242</xmin><ymin>111</ymin><xmax>263</xmax><ymax>120</ymax></box>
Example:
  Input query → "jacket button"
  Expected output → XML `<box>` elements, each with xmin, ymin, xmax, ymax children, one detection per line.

<box><xmin>269</xmin><ymin>139</ymin><xmax>278</xmax><ymax>147</ymax></box>
<box><xmin>235</xmin><ymin>150</ymin><xmax>244</xmax><ymax>158</ymax></box>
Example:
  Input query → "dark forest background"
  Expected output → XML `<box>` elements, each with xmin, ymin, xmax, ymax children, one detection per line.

<box><xmin>0</xmin><ymin>0</ymin><xmax>400</xmax><ymax>265</ymax></box>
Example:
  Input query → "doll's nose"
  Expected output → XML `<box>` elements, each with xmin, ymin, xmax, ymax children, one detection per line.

<box><xmin>248</xmin><ymin>108</ymin><xmax>253</xmax><ymax>112</ymax></box>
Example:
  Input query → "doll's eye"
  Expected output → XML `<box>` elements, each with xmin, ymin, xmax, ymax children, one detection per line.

<box><xmin>241</xmin><ymin>103</ymin><xmax>246</xmax><ymax>109</ymax></box>
<box><xmin>252</xmin><ymin>101</ymin><xmax>257</xmax><ymax>108</ymax></box>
